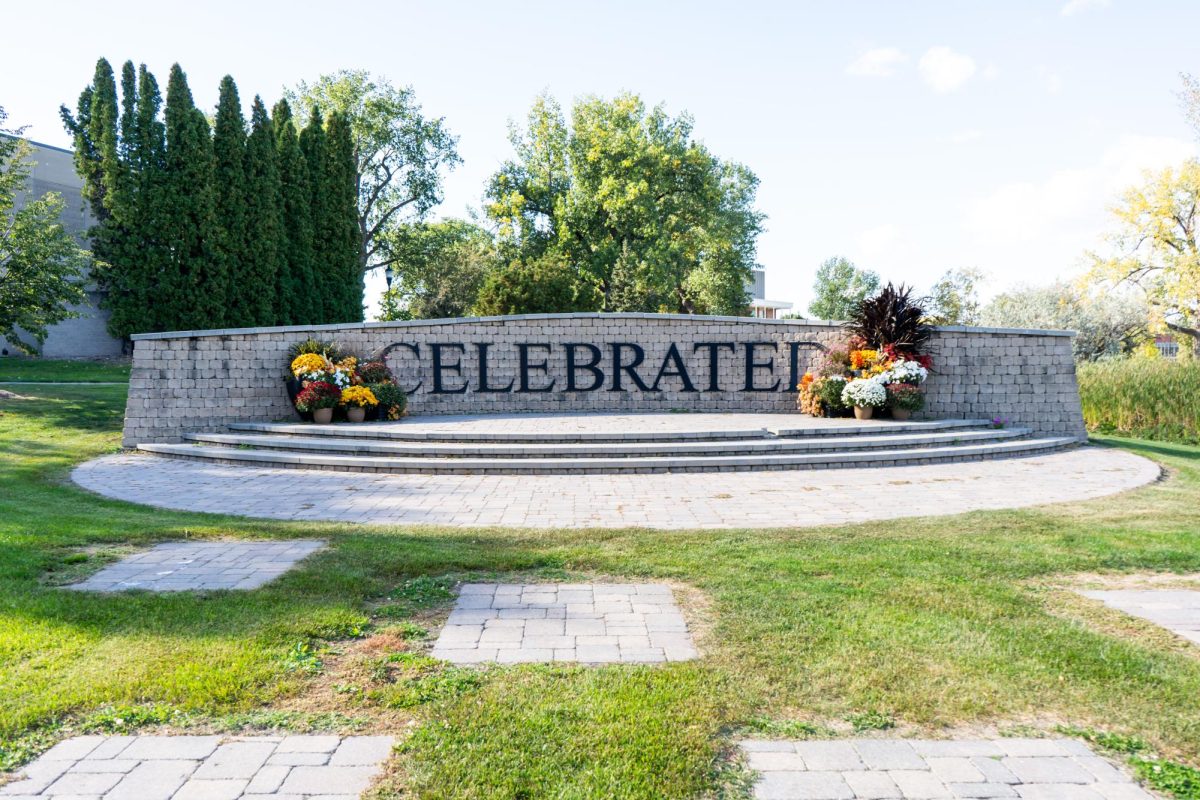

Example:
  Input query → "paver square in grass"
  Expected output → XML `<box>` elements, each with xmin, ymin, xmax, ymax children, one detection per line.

<box><xmin>431</xmin><ymin>583</ymin><xmax>698</xmax><ymax>664</ymax></box>
<box><xmin>65</xmin><ymin>540</ymin><xmax>326</xmax><ymax>592</ymax></box>
<box><xmin>739</xmin><ymin>738</ymin><xmax>1157</xmax><ymax>799</ymax></box>
<box><xmin>1080</xmin><ymin>588</ymin><xmax>1200</xmax><ymax>644</ymax></box>
<box><xmin>0</xmin><ymin>734</ymin><xmax>393</xmax><ymax>798</ymax></box>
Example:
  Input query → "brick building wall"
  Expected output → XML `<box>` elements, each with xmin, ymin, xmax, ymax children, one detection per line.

<box><xmin>121</xmin><ymin>313</ymin><xmax>1086</xmax><ymax>446</ymax></box>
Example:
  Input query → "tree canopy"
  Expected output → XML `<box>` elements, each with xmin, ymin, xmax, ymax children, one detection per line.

<box><xmin>286</xmin><ymin>70</ymin><xmax>461</xmax><ymax>279</ymax></box>
<box><xmin>474</xmin><ymin>252</ymin><xmax>600</xmax><ymax>317</ymax></box>
<box><xmin>62</xmin><ymin>58</ymin><xmax>360</xmax><ymax>336</ymax></box>
<box><xmin>925</xmin><ymin>268</ymin><xmax>985</xmax><ymax>326</ymax></box>
<box><xmin>0</xmin><ymin>107</ymin><xmax>90</xmax><ymax>352</ymax></box>
<box><xmin>807</xmin><ymin>256</ymin><xmax>880</xmax><ymax>320</ymax></box>
<box><xmin>1086</xmin><ymin>159</ymin><xmax>1200</xmax><ymax>345</ymax></box>
<box><xmin>378</xmin><ymin>219</ymin><xmax>496</xmax><ymax>320</ymax></box>
<box><xmin>982</xmin><ymin>282</ymin><xmax>1149</xmax><ymax>360</ymax></box>
<box><xmin>486</xmin><ymin>93</ymin><xmax>763</xmax><ymax>315</ymax></box>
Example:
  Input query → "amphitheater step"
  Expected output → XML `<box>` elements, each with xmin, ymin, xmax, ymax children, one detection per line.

<box><xmin>225</xmin><ymin>417</ymin><xmax>994</xmax><ymax>444</ymax></box>
<box><xmin>183</xmin><ymin>426</ymin><xmax>1031</xmax><ymax>459</ymax></box>
<box><xmin>138</xmin><ymin>436</ymin><xmax>1077</xmax><ymax>474</ymax></box>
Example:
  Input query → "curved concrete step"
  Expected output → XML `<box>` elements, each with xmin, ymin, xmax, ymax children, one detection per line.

<box><xmin>184</xmin><ymin>427</ymin><xmax>1032</xmax><ymax>458</ymax></box>
<box><xmin>226</xmin><ymin>417</ymin><xmax>995</xmax><ymax>444</ymax></box>
<box><xmin>138</xmin><ymin>436</ymin><xmax>1077</xmax><ymax>474</ymax></box>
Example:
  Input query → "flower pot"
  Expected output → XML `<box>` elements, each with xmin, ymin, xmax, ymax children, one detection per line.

<box><xmin>346</xmin><ymin>406</ymin><xmax>366</xmax><ymax>423</ymax></box>
<box><xmin>853</xmin><ymin>405</ymin><xmax>874</xmax><ymax>421</ymax></box>
<box><xmin>286</xmin><ymin>378</ymin><xmax>313</xmax><ymax>421</ymax></box>
<box><xmin>312</xmin><ymin>407</ymin><xmax>334</xmax><ymax>424</ymax></box>
<box><xmin>891</xmin><ymin>407</ymin><xmax>911</xmax><ymax>421</ymax></box>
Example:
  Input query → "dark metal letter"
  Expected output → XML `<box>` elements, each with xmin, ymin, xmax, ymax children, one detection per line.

<box><xmin>517</xmin><ymin>343</ymin><xmax>555</xmax><ymax>393</ymax></box>
<box><xmin>650</xmin><ymin>343</ymin><xmax>698</xmax><ymax>392</ymax></box>
<box><xmin>743</xmin><ymin>342</ymin><xmax>781</xmax><ymax>392</ymax></box>
<box><xmin>693</xmin><ymin>342</ymin><xmax>735</xmax><ymax>392</ymax></box>
<box><xmin>565</xmin><ymin>343</ymin><xmax>604</xmax><ymax>392</ymax></box>
<box><xmin>430</xmin><ymin>343</ymin><xmax>468</xmax><ymax>394</ymax></box>
<box><xmin>609</xmin><ymin>343</ymin><xmax>652</xmax><ymax>392</ymax></box>
<box><xmin>475</xmin><ymin>343</ymin><xmax>513</xmax><ymax>393</ymax></box>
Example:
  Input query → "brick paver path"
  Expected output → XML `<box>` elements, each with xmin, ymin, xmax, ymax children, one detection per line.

<box><xmin>741</xmin><ymin>738</ymin><xmax>1156</xmax><ymax>799</ymax></box>
<box><xmin>1081</xmin><ymin>589</ymin><xmax>1200</xmax><ymax>645</ymax></box>
<box><xmin>73</xmin><ymin>447</ymin><xmax>1157</xmax><ymax>529</ymax></box>
<box><xmin>67</xmin><ymin>541</ymin><xmax>325</xmax><ymax>592</ymax></box>
<box><xmin>431</xmin><ymin>583</ymin><xmax>697</xmax><ymax>664</ymax></box>
<box><xmin>0</xmin><ymin>734</ymin><xmax>393</xmax><ymax>799</ymax></box>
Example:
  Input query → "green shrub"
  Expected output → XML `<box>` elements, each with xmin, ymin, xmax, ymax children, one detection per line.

<box><xmin>1077</xmin><ymin>359</ymin><xmax>1200</xmax><ymax>444</ymax></box>
<box><xmin>369</xmin><ymin>383</ymin><xmax>407</xmax><ymax>419</ymax></box>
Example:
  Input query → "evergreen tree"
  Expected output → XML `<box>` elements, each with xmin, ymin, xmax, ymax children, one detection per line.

<box><xmin>272</xmin><ymin>99</ymin><xmax>316</xmax><ymax>324</ymax></box>
<box><xmin>323</xmin><ymin>111</ymin><xmax>362</xmax><ymax>321</ymax></box>
<box><xmin>211</xmin><ymin>76</ymin><xmax>247</xmax><ymax>326</ymax></box>
<box><xmin>128</xmin><ymin>65</ymin><xmax>168</xmax><ymax>332</ymax></box>
<box><xmin>299</xmin><ymin>107</ymin><xmax>332</xmax><ymax>321</ymax></box>
<box><xmin>160</xmin><ymin>64</ymin><xmax>221</xmax><ymax>330</ymax></box>
<box><xmin>243</xmin><ymin>96</ymin><xmax>284</xmax><ymax>325</ymax></box>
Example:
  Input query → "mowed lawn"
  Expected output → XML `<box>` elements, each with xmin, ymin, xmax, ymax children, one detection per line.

<box><xmin>3</xmin><ymin>376</ymin><xmax>1200</xmax><ymax>798</ymax></box>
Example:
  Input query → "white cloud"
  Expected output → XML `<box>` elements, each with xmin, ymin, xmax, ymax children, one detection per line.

<box><xmin>918</xmin><ymin>47</ymin><xmax>978</xmax><ymax>93</ymax></box>
<box><xmin>1061</xmin><ymin>0</ymin><xmax>1110</xmax><ymax>17</ymax></box>
<box><xmin>962</xmin><ymin>135</ymin><xmax>1196</xmax><ymax>287</ymax></box>
<box><xmin>846</xmin><ymin>47</ymin><xmax>908</xmax><ymax>78</ymax></box>
<box><xmin>855</xmin><ymin>223</ymin><xmax>911</xmax><ymax>267</ymax></box>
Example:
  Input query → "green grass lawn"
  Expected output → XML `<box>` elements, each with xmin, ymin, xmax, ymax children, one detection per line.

<box><xmin>3</xmin><ymin>383</ymin><xmax>1200</xmax><ymax>797</ymax></box>
<box><xmin>0</xmin><ymin>357</ymin><xmax>131</xmax><ymax>383</ymax></box>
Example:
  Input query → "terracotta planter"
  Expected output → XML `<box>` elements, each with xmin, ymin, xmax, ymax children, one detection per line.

<box><xmin>853</xmin><ymin>405</ymin><xmax>874</xmax><ymax>421</ymax></box>
<box><xmin>346</xmin><ymin>406</ymin><xmax>366</xmax><ymax>423</ymax></box>
<box><xmin>891</xmin><ymin>407</ymin><xmax>911</xmax><ymax>421</ymax></box>
<box><xmin>312</xmin><ymin>407</ymin><xmax>334</xmax><ymax>424</ymax></box>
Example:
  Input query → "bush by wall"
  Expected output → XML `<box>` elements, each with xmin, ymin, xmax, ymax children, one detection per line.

<box><xmin>1078</xmin><ymin>358</ymin><xmax>1200</xmax><ymax>443</ymax></box>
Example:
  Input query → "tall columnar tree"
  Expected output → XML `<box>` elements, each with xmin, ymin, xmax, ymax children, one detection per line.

<box><xmin>299</xmin><ymin>107</ymin><xmax>332</xmax><ymax>321</ymax></box>
<box><xmin>243</xmin><ymin>97</ymin><xmax>284</xmax><ymax>325</ymax></box>
<box><xmin>159</xmin><ymin>64</ymin><xmax>221</xmax><ymax>330</ymax></box>
<box><xmin>272</xmin><ymin>99</ymin><xmax>316</xmax><ymax>324</ymax></box>
<box><xmin>323</xmin><ymin>111</ymin><xmax>362</xmax><ymax>321</ymax></box>
<box><xmin>211</xmin><ymin>76</ymin><xmax>248</xmax><ymax>326</ymax></box>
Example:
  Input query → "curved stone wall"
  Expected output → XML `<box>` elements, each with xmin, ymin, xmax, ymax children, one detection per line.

<box><xmin>121</xmin><ymin>313</ymin><xmax>1086</xmax><ymax>445</ymax></box>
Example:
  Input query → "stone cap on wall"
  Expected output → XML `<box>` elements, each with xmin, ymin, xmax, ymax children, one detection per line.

<box><xmin>128</xmin><ymin>312</ymin><xmax>1077</xmax><ymax>341</ymax></box>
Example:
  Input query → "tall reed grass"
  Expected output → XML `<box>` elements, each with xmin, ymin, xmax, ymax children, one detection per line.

<box><xmin>1077</xmin><ymin>358</ymin><xmax>1200</xmax><ymax>443</ymax></box>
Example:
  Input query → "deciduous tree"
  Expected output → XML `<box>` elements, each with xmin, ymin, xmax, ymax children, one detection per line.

<box><xmin>487</xmin><ymin>93</ymin><xmax>763</xmax><ymax>315</ymax></box>
<box><xmin>807</xmin><ymin>256</ymin><xmax>880</xmax><ymax>320</ymax></box>
<box><xmin>925</xmin><ymin>267</ymin><xmax>985</xmax><ymax>326</ymax></box>
<box><xmin>982</xmin><ymin>282</ymin><xmax>1149</xmax><ymax>360</ymax></box>
<box><xmin>1087</xmin><ymin>159</ymin><xmax>1200</xmax><ymax>347</ymax></box>
<box><xmin>286</xmin><ymin>70</ymin><xmax>460</xmax><ymax>281</ymax></box>
<box><xmin>379</xmin><ymin>219</ymin><xmax>496</xmax><ymax>320</ymax></box>
<box><xmin>0</xmin><ymin>108</ymin><xmax>91</xmax><ymax>351</ymax></box>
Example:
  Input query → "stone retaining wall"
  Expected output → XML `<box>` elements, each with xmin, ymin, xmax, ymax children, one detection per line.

<box><xmin>121</xmin><ymin>313</ymin><xmax>1086</xmax><ymax>446</ymax></box>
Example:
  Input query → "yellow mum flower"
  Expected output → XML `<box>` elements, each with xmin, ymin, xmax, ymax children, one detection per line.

<box><xmin>291</xmin><ymin>353</ymin><xmax>329</xmax><ymax>378</ymax></box>
<box><xmin>340</xmin><ymin>386</ymin><xmax>378</xmax><ymax>408</ymax></box>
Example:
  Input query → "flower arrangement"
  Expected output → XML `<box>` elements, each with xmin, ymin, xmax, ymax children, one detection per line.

<box><xmin>357</xmin><ymin>360</ymin><xmax>393</xmax><ymax>385</ymax></box>
<box><xmin>880</xmin><ymin>359</ymin><xmax>929</xmax><ymax>385</ymax></box>
<box><xmin>286</xmin><ymin>340</ymin><xmax>408</xmax><ymax>424</ymax></box>
<box><xmin>294</xmin><ymin>381</ymin><xmax>341</xmax><ymax>412</ymax></box>
<box><xmin>887</xmin><ymin>383</ymin><xmax>925</xmax><ymax>412</ymax></box>
<box><xmin>841</xmin><ymin>377</ymin><xmax>887</xmax><ymax>409</ymax></box>
<box><xmin>849</xmin><ymin>349</ymin><xmax>879</xmax><ymax>371</ymax></box>
<box><xmin>290</xmin><ymin>353</ymin><xmax>328</xmax><ymax>379</ymax></box>
<box><xmin>814</xmin><ymin>375</ymin><xmax>849</xmax><ymax>415</ymax></box>
<box><xmin>340</xmin><ymin>386</ymin><xmax>378</xmax><ymax>408</ymax></box>
<box><xmin>369</xmin><ymin>382</ymin><xmax>407</xmax><ymax>420</ymax></box>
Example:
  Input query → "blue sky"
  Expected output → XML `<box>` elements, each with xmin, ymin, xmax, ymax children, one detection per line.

<box><xmin>4</xmin><ymin>0</ymin><xmax>1198</xmax><ymax>315</ymax></box>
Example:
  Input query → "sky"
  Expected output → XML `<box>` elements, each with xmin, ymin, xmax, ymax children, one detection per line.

<box><xmin>3</xmin><ymin>0</ymin><xmax>1198</xmax><ymax>316</ymax></box>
